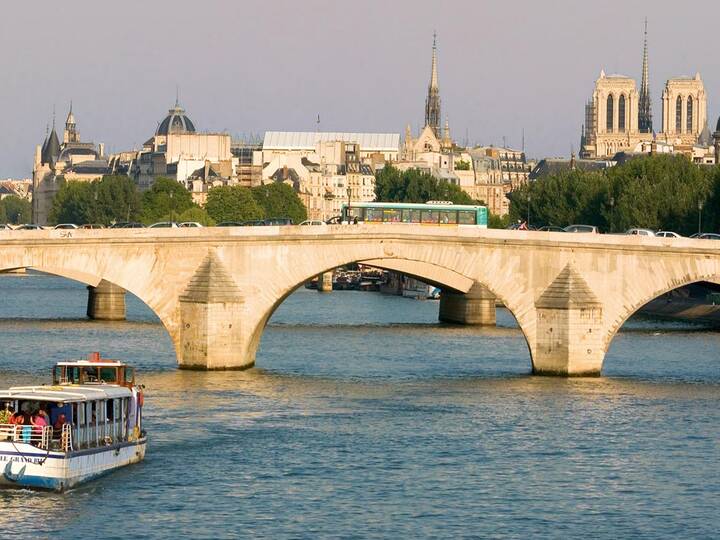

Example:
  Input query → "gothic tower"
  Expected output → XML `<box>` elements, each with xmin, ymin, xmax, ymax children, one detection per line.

<box><xmin>424</xmin><ymin>33</ymin><xmax>441</xmax><ymax>138</ymax></box>
<box><xmin>638</xmin><ymin>19</ymin><xmax>653</xmax><ymax>134</ymax></box>
<box><xmin>64</xmin><ymin>102</ymin><xmax>79</xmax><ymax>144</ymax></box>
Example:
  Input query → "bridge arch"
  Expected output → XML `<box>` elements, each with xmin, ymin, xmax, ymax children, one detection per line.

<box><xmin>244</xmin><ymin>254</ymin><xmax>535</xmax><ymax>372</ymax></box>
<box><xmin>602</xmin><ymin>273</ymin><xmax>720</xmax><ymax>357</ymax></box>
<box><xmin>0</xmin><ymin>264</ymin><xmax>181</xmax><ymax>358</ymax></box>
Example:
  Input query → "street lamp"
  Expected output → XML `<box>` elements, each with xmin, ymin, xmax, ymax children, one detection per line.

<box><xmin>526</xmin><ymin>192</ymin><xmax>531</xmax><ymax>227</ymax></box>
<box><xmin>698</xmin><ymin>200</ymin><xmax>704</xmax><ymax>235</ymax></box>
<box><xmin>609</xmin><ymin>196</ymin><xmax>615</xmax><ymax>233</ymax></box>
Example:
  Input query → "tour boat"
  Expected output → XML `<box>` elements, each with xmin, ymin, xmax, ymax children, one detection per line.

<box><xmin>0</xmin><ymin>353</ymin><xmax>146</xmax><ymax>491</ymax></box>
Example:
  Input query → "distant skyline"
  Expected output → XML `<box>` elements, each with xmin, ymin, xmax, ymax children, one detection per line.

<box><xmin>1</xmin><ymin>0</ymin><xmax>719</xmax><ymax>177</ymax></box>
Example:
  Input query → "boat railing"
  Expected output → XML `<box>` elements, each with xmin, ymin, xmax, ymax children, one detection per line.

<box><xmin>0</xmin><ymin>424</ymin><xmax>53</xmax><ymax>449</ymax></box>
<box><xmin>61</xmin><ymin>423</ymin><xmax>74</xmax><ymax>452</ymax></box>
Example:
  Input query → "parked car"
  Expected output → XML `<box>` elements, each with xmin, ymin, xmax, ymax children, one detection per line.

<box><xmin>0</xmin><ymin>224</ymin><xmax>13</xmax><ymax>230</ymax></box>
<box><xmin>217</xmin><ymin>221</ymin><xmax>244</xmax><ymax>227</ymax></box>
<box><xmin>265</xmin><ymin>217</ymin><xmax>293</xmax><ymax>226</ymax></box>
<box><xmin>625</xmin><ymin>228</ymin><xmax>655</xmax><ymax>236</ymax></box>
<box><xmin>564</xmin><ymin>224</ymin><xmax>599</xmax><ymax>233</ymax></box>
<box><xmin>80</xmin><ymin>223</ymin><xmax>105</xmax><ymax>229</ymax></box>
<box><xmin>54</xmin><ymin>223</ymin><xmax>79</xmax><ymax>230</ymax></box>
<box><xmin>241</xmin><ymin>220</ymin><xmax>267</xmax><ymax>226</ymax></box>
<box><xmin>325</xmin><ymin>216</ymin><xmax>342</xmax><ymax>225</ymax></box>
<box><xmin>148</xmin><ymin>221</ymin><xmax>179</xmax><ymax>228</ymax></box>
<box><xmin>15</xmin><ymin>224</ymin><xmax>44</xmax><ymax>230</ymax></box>
<box><xmin>299</xmin><ymin>220</ymin><xmax>327</xmax><ymax>226</ymax></box>
<box><xmin>698</xmin><ymin>233</ymin><xmax>720</xmax><ymax>240</ymax></box>
<box><xmin>179</xmin><ymin>222</ymin><xmax>203</xmax><ymax>228</ymax></box>
<box><xmin>537</xmin><ymin>225</ymin><xmax>565</xmax><ymax>232</ymax></box>
<box><xmin>110</xmin><ymin>222</ymin><xmax>145</xmax><ymax>228</ymax></box>
<box><xmin>656</xmin><ymin>231</ymin><xmax>681</xmax><ymax>238</ymax></box>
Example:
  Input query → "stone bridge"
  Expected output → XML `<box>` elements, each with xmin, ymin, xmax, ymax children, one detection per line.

<box><xmin>1</xmin><ymin>225</ymin><xmax>718</xmax><ymax>376</ymax></box>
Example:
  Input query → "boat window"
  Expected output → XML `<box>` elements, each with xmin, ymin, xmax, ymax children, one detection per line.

<box><xmin>100</xmin><ymin>367</ymin><xmax>117</xmax><ymax>382</ymax></box>
<box><xmin>106</xmin><ymin>399</ymin><xmax>114</xmax><ymax>421</ymax></box>
<box><xmin>66</xmin><ymin>367</ymin><xmax>81</xmax><ymax>384</ymax></box>
<box><xmin>84</xmin><ymin>367</ymin><xmax>99</xmax><ymax>382</ymax></box>
<box><xmin>125</xmin><ymin>367</ymin><xmax>135</xmax><ymax>385</ymax></box>
<box><xmin>458</xmin><ymin>211</ymin><xmax>476</xmax><ymax>225</ymax></box>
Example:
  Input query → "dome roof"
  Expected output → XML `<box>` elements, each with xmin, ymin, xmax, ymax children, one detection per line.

<box><xmin>156</xmin><ymin>103</ymin><xmax>196</xmax><ymax>136</ymax></box>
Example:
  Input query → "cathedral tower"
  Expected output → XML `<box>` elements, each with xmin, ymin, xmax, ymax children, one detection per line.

<box><xmin>424</xmin><ymin>33</ymin><xmax>441</xmax><ymax>138</ymax></box>
<box><xmin>638</xmin><ymin>19</ymin><xmax>653</xmax><ymax>134</ymax></box>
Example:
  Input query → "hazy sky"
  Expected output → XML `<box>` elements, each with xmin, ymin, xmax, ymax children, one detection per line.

<box><xmin>1</xmin><ymin>0</ymin><xmax>718</xmax><ymax>177</ymax></box>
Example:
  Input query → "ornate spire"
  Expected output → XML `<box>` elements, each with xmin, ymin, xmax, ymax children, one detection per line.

<box><xmin>424</xmin><ymin>32</ymin><xmax>441</xmax><ymax>137</ymax></box>
<box><xmin>638</xmin><ymin>18</ymin><xmax>653</xmax><ymax>134</ymax></box>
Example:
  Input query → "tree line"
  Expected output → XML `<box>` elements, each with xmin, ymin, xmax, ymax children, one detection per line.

<box><xmin>48</xmin><ymin>176</ymin><xmax>307</xmax><ymax>225</ymax></box>
<box><xmin>508</xmin><ymin>155</ymin><xmax>720</xmax><ymax>235</ymax></box>
<box><xmin>0</xmin><ymin>196</ymin><xmax>32</xmax><ymax>224</ymax></box>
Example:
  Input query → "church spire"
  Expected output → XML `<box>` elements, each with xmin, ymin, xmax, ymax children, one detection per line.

<box><xmin>638</xmin><ymin>18</ymin><xmax>653</xmax><ymax>134</ymax></box>
<box><xmin>424</xmin><ymin>32</ymin><xmax>441</xmax><ymax>138</ymax></box>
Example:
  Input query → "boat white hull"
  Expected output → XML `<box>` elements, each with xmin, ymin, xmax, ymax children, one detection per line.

<box><xmin>0</xmin><ymin>436</ymin><xmax>147</xmax><ymax>491</ymax></box>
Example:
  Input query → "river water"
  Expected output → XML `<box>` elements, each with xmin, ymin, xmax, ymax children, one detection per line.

<box><xmin>0</xmin><ymin>273</ymin><xmax>718</xmax><ymax>539</ymax></box>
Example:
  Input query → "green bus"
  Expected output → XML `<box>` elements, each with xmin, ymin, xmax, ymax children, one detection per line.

<box><xmin>341</xmin><ymin>201</ymin><xmax>488</xmax><ymax>228</ymax></box>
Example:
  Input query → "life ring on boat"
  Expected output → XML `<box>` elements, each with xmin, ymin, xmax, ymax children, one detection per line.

<box><xmin>138</xmin><ymin>392</ymin><xmax>144</xmax><ymax>407</ymax></box>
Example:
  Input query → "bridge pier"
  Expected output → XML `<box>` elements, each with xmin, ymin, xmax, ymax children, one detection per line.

<box><xmin>177</xmin><ymin>253</ymin><xmax>250</xmax><ymax>370</ymax></box>
<box><xmin>87</xmin><ymin>280</ymin><xmax>126</xmax><ymax>320</ymax></box>
<box><xmin>439</xmin><ymin>282</ymin><xmax>496</xmax><ymax>325</ymax></box>
<box><xmin>318</xmin><ymin>271</ymin><xmax>333</xmax><ymax>292</ymax></box>
<box><xmin>532</xmin><ymin>265</ymin><xmax>605</xmax><ymax>376</ymax></box>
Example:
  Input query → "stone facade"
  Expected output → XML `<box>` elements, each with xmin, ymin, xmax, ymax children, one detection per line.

<box><xmin>658</xmin><ymin>74</ymin><xmax>707</xmax><ymax>147</ymax></box>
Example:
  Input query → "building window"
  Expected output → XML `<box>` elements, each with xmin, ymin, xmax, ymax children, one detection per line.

<box><xmin>687</xmin><ymin>96</ymin><xmax>693</xmax><ymax>133</ymax></box>
<box><xmin>676</xmin><ymin>96</ymin><xmax>682</xmax><ymax>133</ymax></box>
<box><xmin>618</xmin><ymin>95</ymin><xmax>626</xmax><ymax>132</ymax></box>
<box><xmin>606</xmin><ymin>95</ymin><xmax>614</xmax><ymax>132</ymax></box>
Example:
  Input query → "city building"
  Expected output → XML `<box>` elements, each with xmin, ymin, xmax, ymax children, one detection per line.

<box><xmin>0</xmin><ymin>179</ymin><xmax>32</xmax><ymax>201</ymax></box>
<box><xmin>658</xmin><ymin>74</ymin><xmax>708</xmax><ymax>147</ymax></box>
<box><xmin>113</xmin><ymin>100</ymin><xmax>234</xmax><ymax>190</ymax></box>
<box><xmin>580</xmin><ymin>22</ymin><xmax>712</xmax><ymax>161</ymax></box>
<box><xmin>262</xmin><ymin>131</ymin><xmax>400</xmax><ymax>164</ymax></box>
<box><xmin>32</xmin><ymin>105</ymin><xmax>108</xmax><ymax>224</ymax></box>
<box><xmin>262</xmin><ymin>139</ymin><xmax>377</xmax><ymax>221</ymax></box>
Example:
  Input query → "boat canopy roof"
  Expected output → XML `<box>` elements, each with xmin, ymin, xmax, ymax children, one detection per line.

<box><xmin>0</xmin><ymin>384</ymin><xmax>132</xmax><ymax>403</ymax></box>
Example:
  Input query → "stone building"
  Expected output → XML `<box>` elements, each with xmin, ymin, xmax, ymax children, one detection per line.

<box><xmin>658</xmin><ymin>74</ymin><xmax>707</xmax><ymax>147</ymax></box>
<box><xmin>111</xmin><ymin>100</ymin><xmax>234</xmax><ymax>190</ymax></box>
<box><xmin>32</xmin><ymin>105</ymin><xmax>108</xmax><ymax>224</ymax></box>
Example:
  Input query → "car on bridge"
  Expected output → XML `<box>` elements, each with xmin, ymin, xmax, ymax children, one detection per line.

<box><xmin>179</xmin><ymin>222</ymin><xmax>203</xmax><ymax>228</ymax></box>
<box><xmin>54</xmin><ymin>223</ymin><xmax>79</xmax><ymax>230</ymax></box>
<box><xmin>625</xmin><ymin>228</ymin><xmax>655</xmax><ymax>236</ymax></box>
<box><xmin>698</xmin><ymin>233</ymin><xmax>720</xmax><ymax>240</ymax></box>
<box><xmin>537</xmin><ymin>226</ymin><xmax>565</xmax><ymax>232</ymax></box>
<box><xmin>656</xmin><ymin>231</ymin><xmax>682</xmax><ymax>238</ymax></box>
<box><xmin>299</xmin><ymin>220</ymin><xmax>327</xmax><ymax>226</ymax></box>
<box><xmin>14</xmin><ymin>224</ymin><xmax>44</xmax><ymax>230</ymax></box>
<box><xmin>563</xmin><ymin>224</ymin><xmax>599</xmax><ymax>233</ymax></box>
<box><xmin>80</xmin><ymin>224</ymin><xmax>105</xmax><ymax>229</ymax></box>
<box><xmin>217</xmin><ymin>221</ymin><xmax>244</xmax><ymax>227</ymax></box>
<box><xmin>148</xmin><ymin>222</ymin><xmax>179</xmax><ymax>228</ymax></box>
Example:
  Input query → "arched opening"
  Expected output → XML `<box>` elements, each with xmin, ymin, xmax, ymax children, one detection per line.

<box><xmin>618</xmin><ymin>94</ymin><xmax>626</xmax><ymax>133</ymax></box>
<box><xmin>676</xmin><ymin>95</ymin><xmax>683</xmax><ymax>133</ymax></box>
<box><xmin>248</xmin><ymin>258</ymin><xmax>534</xmax><ymax>379</ymax></box>
<box><xmin>687</xmin><ymin>96</ymin><xmax>694</xmax><ymax>134</ymax></box>
<box><xmin>0</xmin><ymin>267</ymin><xmax>177</xmax><ymax>376</ymax></box>
<box><xmin>602</xmin><ymin>277</ymin><xmax>720</xmax><ymax>378</ymax></box>
<box><xmin>606</xmin><ymin>95</ymin><xmax>614</xmax><ymax>132</ymax></box>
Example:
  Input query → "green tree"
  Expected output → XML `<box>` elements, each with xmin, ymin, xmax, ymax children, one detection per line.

<box><xmin>374</xmin><ymin>165</ymin><xmax>477</xmax><ymax>204</ymax></box>
<box><xmin>2</xmin><ymin>196</ymin><xmax>31</xmax><ymax>224</ymax></box>
<box><xmin>0</xmin><ymin>201</ymin><xmax>7</xmax><ymax>223</ymax></box>
<box><xmin>205</xmin><ymin>186</ymin><xmax>264</xmax><ymax>223</ymax></box>
<box><xmin>142</xmin><ymin>177</ymin><xmax>195</xmax><ymax>223</ymax></box>
<box><xmin>172</xmin><ymin>206</ymin><xmax>216</xmax><ymax>226</ymax></box>
<box><xmin>48</xmin><ymin>175</ymin><xmax>142</xmax><ymax>225</ymax></box>
<box><xmin>251</xmin><ymin>183</ymin><xmax>307</xmax><ymax>224</ymax></box>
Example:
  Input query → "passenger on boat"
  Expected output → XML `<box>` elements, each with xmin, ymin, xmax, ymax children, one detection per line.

<box><xmin>36</xmin><ymin>406</ymin><xmax>50</xmax><ymax>425</ymax></box>
<box><xmin>0</xmin><ymin>402</ymin><xmax>12</xmax><ymax>424</ymax></box>
<box><xmin>53</xmin><ymin>413</ymin><xmax>67</xmax><ymax>433</ymax></box>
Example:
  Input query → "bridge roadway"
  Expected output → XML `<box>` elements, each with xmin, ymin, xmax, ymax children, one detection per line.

<box><xmin>1</xmin><ymin>225</ymin><xmax>719</xmax><ymax>376</ymax></box>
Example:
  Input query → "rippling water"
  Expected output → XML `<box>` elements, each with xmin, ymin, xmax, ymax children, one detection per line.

<box><xmin>0</xmin><ymin>273</ymin><xmax>718</xmax><ymax>539</ymax></box>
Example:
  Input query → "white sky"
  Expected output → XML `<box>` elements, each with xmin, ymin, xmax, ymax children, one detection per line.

<box><xmin>1</xmin><ymin>0</ymin><xmax>718</xmax><ymax>177</ymax></box>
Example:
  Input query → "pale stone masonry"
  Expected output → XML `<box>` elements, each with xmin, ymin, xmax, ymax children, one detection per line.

<box><xmin>3</xmin><ymin>226</ymin><xmax>720</xmax><ymax>376</ymax></box>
